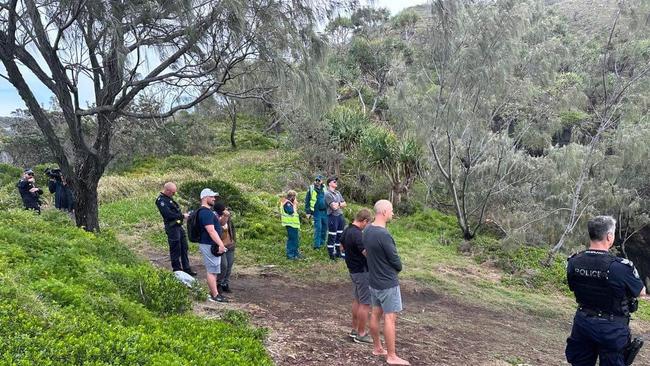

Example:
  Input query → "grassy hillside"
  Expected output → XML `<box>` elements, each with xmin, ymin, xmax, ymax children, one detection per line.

<box><xmin>96</xmin><ymin>149</ymin><xmax>649</xmax><ymax>320</ymax></box>
<box><xmin>0</xmin><ymin>209</ymin><xmax>271</xmax><ymax>365</ymax></box>
<box><xmin>1</xmin><ymin>148</ymin><xmax>647</xmax><ymax>365</ymax></box>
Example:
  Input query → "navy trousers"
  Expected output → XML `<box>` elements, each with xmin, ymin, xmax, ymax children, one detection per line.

<box><xmin>565</xmin><ymin>311</ymin><xmax>630</xmax><ymax>366</ymax></box>
<box><xmin>165</xmin><ymin>225</ymin><xmax>191</xmax><ymax>272</ymax></box>
<box><xmin>327</xmin><ymin>214</ymin><xmax>345</xmax><ymax>258</ymax></box>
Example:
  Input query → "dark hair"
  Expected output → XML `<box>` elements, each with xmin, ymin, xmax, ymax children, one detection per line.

<box><xmin>355</xmin><ymin>208</ymin><xmax>372</xmax><ymax>222</ymax></box>
<box><xmin>587</xmin><ymin>216</ymin><xmax>616</xmax><ymax>241</ymax></box>
<box><xmin>213</xmin><ymin>201</ymin><xmax>226</xmax><ymax>215</ymax></box>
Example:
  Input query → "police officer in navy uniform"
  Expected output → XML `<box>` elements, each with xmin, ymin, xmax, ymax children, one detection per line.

<box><xmin>155</xmin><ymin>182</ymin><xmax>196</xmax><ymax>276</ymax></box>
<box><xmin>565</xmin><ymin>215</ymin><xmax>647</xmax><ymax>366</ymax></box>
<box><xmin>17</xmin><ymin>168</ymin><xmax>43</xmax><ymax>214</ymax></box>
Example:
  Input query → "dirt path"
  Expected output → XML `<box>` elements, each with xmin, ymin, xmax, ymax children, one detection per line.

<box><xmin>136</xmin><ymin>241</ymin><xmax>649</xmax><ymax>366</ymax></box>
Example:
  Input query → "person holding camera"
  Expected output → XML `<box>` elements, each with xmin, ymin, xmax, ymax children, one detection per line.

<box><xmin>280</xmin><ymin>190</ymin><xmax>301</xmax><ymax>260</ymax></box>
<box><xmin>565</xmin><ymin>215</ymin><xmax>647</xmax><ymax>366</ymax></box>
<box><xmin>17</xmin><ymin>168</ymin><xmax>43</xmax><ymax>214</ymax></box>
<box><xmin>46</xmin><ymin>168</ymin><xmax>74</xmax><ymax>213</ymax></box>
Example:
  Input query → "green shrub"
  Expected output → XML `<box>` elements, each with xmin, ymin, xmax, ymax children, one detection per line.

<box><xmin>0</xmin><ymin>210</ymin><xmax>272</xmax><ymax>365</ymax></box>
<box><xmin>178</xmin><ymin>178</ymin><xmax>250</xmax><ymax>213</ymax></box>
<box><xmin>401</xmin><ymin>209</ymin><xmax>460</xmax><ymax>237</ymax></box>
<box><xmin>0</xmin><ymin>163</ymin><xmax>22</xmax><ymax>187</ymax></box>
<box><xmin>104</xmin><ymin>264</ymin><xmax>192</xmax><ymax>316</ymax></box>
<box><xmin>158</xmin><ymin>155</ymin><xmax>212</xmax><ymax>176</ymax></box>
<box><xmin>471</xmin><ymin>236</ymin><xmax>568</xmax><ymax>293</ymax></box>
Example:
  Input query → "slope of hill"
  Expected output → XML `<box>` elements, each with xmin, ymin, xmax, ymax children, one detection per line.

<box><xmin>0</xmin><ymin>148</ymin><xmax>648</xmax><ymax>365</ymax></box>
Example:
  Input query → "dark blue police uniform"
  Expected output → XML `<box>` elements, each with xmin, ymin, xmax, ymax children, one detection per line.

<box><xmin>565</xmin><ymin>249</ymin><xmax>645</xmax><ymax>366</ymax></box>
<box><xmin>155</xmin><ymin>193</ymin><xmax>192</xmax><ymax>272</ymax></box>
<box><xmin>17</xmin><ymin>179</ymin><xmax>43</xmax><ymax>213</ymax></box>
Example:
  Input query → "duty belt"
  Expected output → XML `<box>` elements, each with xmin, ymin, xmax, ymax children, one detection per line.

<box><xmin>578</xmin><ymin>307</ymin><xmax>629</xmax><ymax>325</ymax></box>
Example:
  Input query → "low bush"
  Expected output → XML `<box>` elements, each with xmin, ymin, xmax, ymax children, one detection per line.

<box><xmin>471</xmin><ymin>236</ymin><xmax>568</xmax><ymax>293</ymax></box>
<box><xmin>401</xmin><ymin>209</ymin><xmax>460</xmax><ymax>237</ymax></box>
<box><xmin>178</xmin><ymin>178</ymin><xmax>251</xmax><ymax>213</ymax></box>
<box><xmin>0</xmin><ymin>209</ymin><xmax>272</xmax><ymax>365</ymax></box>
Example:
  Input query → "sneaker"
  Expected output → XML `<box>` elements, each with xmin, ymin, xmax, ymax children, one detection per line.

<box><xmin>354</xmin><ymin>333</ymin><xmax>373</xmax><ymax>344</ymax></box>
<box><xmin>208</xmin><ymin>294</ymin><xmax>229</xmax><ymax>303</ymax></box>
<box><xmin>221</xmin><ymin>284</ymin><xmax>231</xmax><ymax>293</ymax></box>
<box><xmin>329</xmin><ymin>255</ymin><xmax>337</xmax><ymax>261</ymax></box>
<box><xmin>348</xmin><ymin>329</ymin><xmax>358</xmax><ymax>339</ymax></box>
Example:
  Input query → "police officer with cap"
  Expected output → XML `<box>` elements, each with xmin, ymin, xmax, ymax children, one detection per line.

<box><xmin>155</xmin><ymin>182</ymin><xmax>196</xmax><ymax>276</ymax></box>
<box><xmin>17</xmin><ymin>168</ymin><xmax>43</xmax><ymax>214</ymax></box>
<box><xmin>565</xmin><ymin>215</ymin><xmax>647</xmax><ymax>366</ymax></box>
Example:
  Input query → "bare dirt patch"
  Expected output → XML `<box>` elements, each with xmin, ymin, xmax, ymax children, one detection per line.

<box><xmin>142</xmin><ymin>246</ymin><xmax>650</xmax><ymax>366</ymax></box>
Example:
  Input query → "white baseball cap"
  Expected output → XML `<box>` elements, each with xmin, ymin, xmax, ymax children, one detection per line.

<box><xmin>200</xmin><ymin>188</ymin><xmax>219</xmax><ymax>199</ymax></box>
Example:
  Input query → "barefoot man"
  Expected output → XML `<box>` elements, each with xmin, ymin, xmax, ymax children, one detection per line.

<box><xmin>364</xmin><ymin>199</ymin><xmax>409</xmax><ymax>365</ymax></box>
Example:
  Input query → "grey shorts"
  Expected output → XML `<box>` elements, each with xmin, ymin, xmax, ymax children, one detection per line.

<box><xmin>369</xmin><ymin>285</ymin><xmax>403</xmax><ymax>313</ymax></box>
<box><xmin>199</xmin><ymin>244</ymin><xmax>222</xmax><ymax>274</ymax></box>
<box><xmin>350</xmin><ymin>272</ymin><xmax>371</xmax><ymax>305</ymax></box>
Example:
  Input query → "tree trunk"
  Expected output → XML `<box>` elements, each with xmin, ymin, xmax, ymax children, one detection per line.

<box><xmin>230</xmin><ymin>104</ymin><xmax>237</xmax><ymax>150</ymax></box>
<box><xmin>390</xmin><ymin>182</ymin><xmax>403</xmax><ymax>206</ymax></box>
<box><xmin>73</xmin><ymin>154</ymin><xmax>105</xmax><ymax>232</ymax></box>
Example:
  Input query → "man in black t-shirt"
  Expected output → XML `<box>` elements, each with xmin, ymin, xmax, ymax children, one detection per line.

<box><xmin>341</xmin><ymin>208</ymin><xmax>373</xmax><ymax>343</ymax></box>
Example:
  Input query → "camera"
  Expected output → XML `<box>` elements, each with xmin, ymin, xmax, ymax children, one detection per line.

<box><xmin>44</xmin><ymin>167</ymin><xmax>62</xmax><ymax>181</ymax></box>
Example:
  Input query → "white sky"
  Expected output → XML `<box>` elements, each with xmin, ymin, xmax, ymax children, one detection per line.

<box><xmin>0</xmin><ymin>0</ymin><xmax>428</xmax><ymax>117</ymax></box>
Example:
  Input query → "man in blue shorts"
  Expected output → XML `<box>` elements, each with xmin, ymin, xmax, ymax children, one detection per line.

<box><xmin>364</xmin><ymin>199</ymin><xmax>409</xmax><ymax>366</ymax></box>
<box><xmin>341</xmin><ymin>208</ymin><xmax>373</xmax><ymax>343</ymax></box>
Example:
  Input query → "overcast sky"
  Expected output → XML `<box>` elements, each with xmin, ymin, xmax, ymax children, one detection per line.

<box><xmin>0</xmin><ymin>0</ymin><xmax>428</xmax><ymax>116</ymax></box>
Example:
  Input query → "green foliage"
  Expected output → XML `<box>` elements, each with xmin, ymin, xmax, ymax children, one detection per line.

<box><xmin>559</xmin><ymin>109</ymin><xmax>589</xmax><ymax>127</ymax></box>
<box><xmin>0</xmin><ymin>163</ymin><xmax>22</xmax><ymax>187</ymax></box>
<box><xmin>400</xmin><ymin>209</ymin><xmax>460</xmax><ymax>237</ymax></box>
<box><xmin>471</xmin><ymin>237</ymin><xmax>568</xmax><ymax>293</ymax></box>
<box><xmin>326</xmin><ymin>105</ymin><xmax>368</xmax><ymax>151</ymax></box>
<box><xmin>0</xmin><ymin>209</ymin><xmax>271</xmax><ymax>365</ymax></box>
<box><xmin>177</xmin><ymin>179</ymin><xmax>250</xmax><ymax>213</ymax></box>
<box><xmin>104</xmin><ymin>264</ymin><xmax>192</xmax><ymax>315</ymax></box>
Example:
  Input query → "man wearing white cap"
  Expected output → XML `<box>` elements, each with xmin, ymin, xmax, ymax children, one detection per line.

<box><xmin>197</xmin><ymin>188</ymin><xmax>228</xmax><ymax>302</ymax></box>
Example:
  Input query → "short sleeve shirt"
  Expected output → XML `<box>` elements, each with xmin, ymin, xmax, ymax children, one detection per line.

<box><xmin>567</xmin><ymin>250</ymin><xmax>645</xmax><ymax>299</ymax></box>
<box><xmin>324</xmin><ymin>190</ymin><xmax>344</xmax><ymax>216</ymax></box>
<box><xmin>198</xmin><ymin>208</ymin><xmax>222</xmax><ymax>245</ymax></box>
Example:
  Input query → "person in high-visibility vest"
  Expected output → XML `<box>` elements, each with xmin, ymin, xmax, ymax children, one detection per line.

<box><xmin>305</xmin><ymin>175</ymin><xmax>328</xmax><ymax>249</ymax></box>
<box><xmin>280</xmin><ymin>190</ymin><xmax>301</xmax><ymax>260</ymax></box>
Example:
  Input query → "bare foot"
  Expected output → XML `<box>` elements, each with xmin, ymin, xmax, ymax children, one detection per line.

<box><xmin>386</xmin><ymin>355</ymin><xmax>410</xmax><ymax>365</ymax></box>
<box><xmin>373</xmin><ymin>348</ymin><xmax>388</xmax><ymax>356</ymax></box>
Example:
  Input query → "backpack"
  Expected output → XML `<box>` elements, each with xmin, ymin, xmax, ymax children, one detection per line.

<box><xmin>187</xmin><ymin>207</ymin><xmax>208</xmax><ymax>243</ymax></box>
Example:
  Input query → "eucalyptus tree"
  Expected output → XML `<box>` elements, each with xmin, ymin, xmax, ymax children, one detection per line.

<box><xmin>0</xmin><ymin>0</ymin><xmax>350</xmax><ymax>231</ymax></box>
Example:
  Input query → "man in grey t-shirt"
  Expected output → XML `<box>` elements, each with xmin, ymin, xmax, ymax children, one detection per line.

<box><xmin>364</xmin><ymin>199</ymin><xmax>409</xmax><ymax>366</ymax></box>
<box><xmin>324</xmin><ymin>176</ymin><xmax>346</xmax><ymax>260</ymax></box>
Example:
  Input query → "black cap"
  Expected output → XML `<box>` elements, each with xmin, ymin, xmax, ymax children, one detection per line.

<box><xmin>326</xmin><ymin>176</ymin><xmax>338</xmax><ymax>184</ymax></box>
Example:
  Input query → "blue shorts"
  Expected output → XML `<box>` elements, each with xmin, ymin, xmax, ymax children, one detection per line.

<box><xmin>369</xmin><ymin>285</ymin><xmax>403</xmax><ymax>313</ymax></box>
